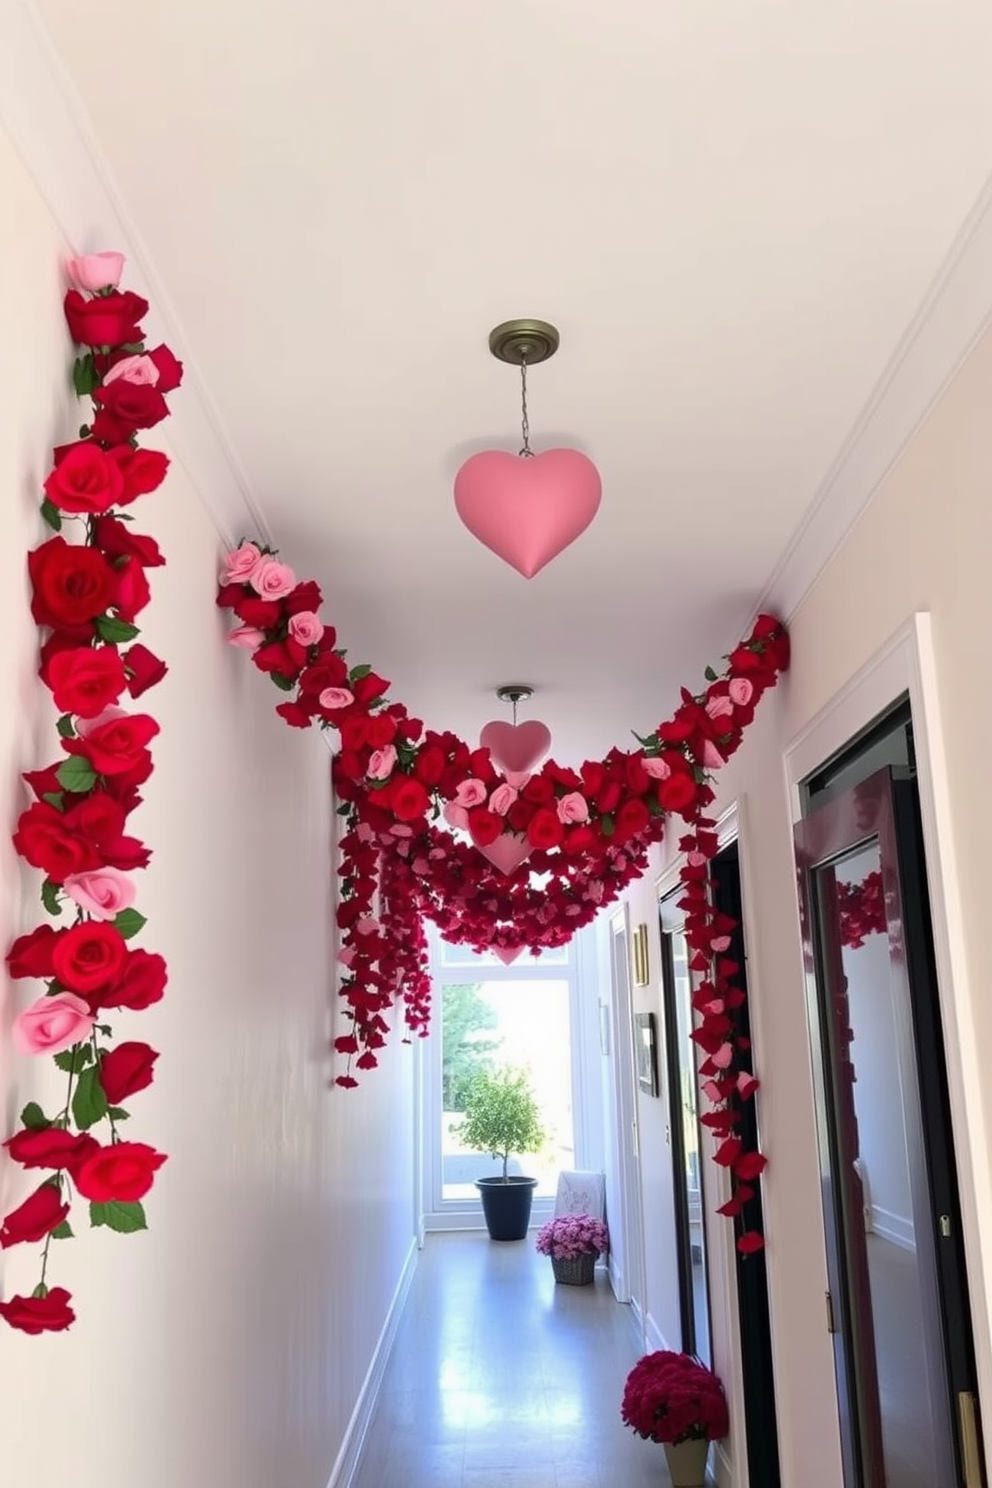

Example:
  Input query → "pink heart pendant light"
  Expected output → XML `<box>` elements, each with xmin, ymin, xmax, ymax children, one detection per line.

<box><xmin>453</xmin><ymin>319</ymin><xmax>602</xmax><ymax>579</ymax></box>
<box><xmin>476</xmin><ymin>833</ymin><xmax>532</xmax><ymax>877</ymax></box>
<box><xmin>479</xmin><ymin>719</ymin><xmax>552</xmax><ymax>776</ymax></box>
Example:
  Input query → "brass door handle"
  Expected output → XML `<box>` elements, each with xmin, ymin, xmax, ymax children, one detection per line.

<box><xmin>958</xmin><ymin>1391</ymin><xmax>982</xmax><ymax>1488</ymax></box>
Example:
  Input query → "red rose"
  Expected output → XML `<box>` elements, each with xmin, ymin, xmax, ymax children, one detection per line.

<box><xmin>595</xmin><ymin>779</ymin><xmax>622</xmax><ymax>816</ymax></box>
<box><xmin>63</xmin><ymin>288</ymin><xmax>147</xmax><ymax>348</ymax></box>
<box><xmin>338</xmin><ymin>715</ymin><xmax>369</xmax><ymax>751</ymax></box>
<box><xmin>527</xmin><ymin>808</ymin><xmax>564</xmax><ymax>850</ymax></box>
<box><xmin>43</xmin><ymin>645</ymin><xmax>127</xmax><ymax>718</ymax></box>
<box><xmin>657</xmin><ymin>774</ymin><xmax>699</xmax><ymax>813</ymax></box>
<box><xmin>98</xmin><ymin>1041</ymin><xmax>159</xmax><ymax>1104</ymax></box>
<box><xmin>123</xmin><ymin>643</ymin><xmax>167</xmax><ymax>698</ymax></box>
<box><xmin>63</xmin><ymin>791</ymin><xmax>126</xmax><ymax>845</ymax></box>
<box><xmin>0</xmin><ymin>1181</ymin><xmax>69</xmax><ymax>1249</ymax></box>
<box><xmin>234</xmin><ymin>594</ymin><xmax>282</xmax><ymax>629</ymax></box>
<box><xmin>91</xmin><ymin>515</ymin><xmax>165</xmax><ymax>566</ymax></box>
<box><xmin>275</xmin><ymin>700</ymin><xmax>312</xmax><ymax>728</ymax></box>
<box><xmin>69</xmin><ymin>711</ymin><xmax>159</xmax><ymax>775</ymax></box>
<box><xmin>5</xmin><ymin>1126</ymin><xmax>94</xmax><ymax>1170</ymax></box>
<box><xmin>52</xmin><ymin>922</ymin><xmax>128</xmax><ymax>996</ymax></box>
<box><xmin>100</xmin><ymin>833</ymin><xmax>152</xmax><ymax>871</ymax></box>
<box><xmin>283</xmin><ymin>580</ymin><xmax>323</xmax><ymax>616</ymax></box>
<box><xmin>13</xmin><ymin>801</ymin><xmax>100</xmax><ymax>882</ymax></box>
<box><xmin>146</xmin><ymin>343</ymin><xmax>184</xmax><ymax>392</ymax></box>
<box><xmin>105</xmin><ymin>447</ymin><xmax>170</xmax><ymax>505</ymax></box>
<box><xmin>99</xmin><ymin>948</ymin><xmax>167</xmax><ymax>1010</ymax></box>
<box><xmin>299</xmin><ymin>655</ymin><xmax>349</xmax><ymax>697</ymax></box>
<box><xmin>413</xmin><ymin>744</ymin><xmax>446</xmax><ymax>786</ymax></box>
<box><xmin>112</xmin><ymin>556</ymin><xmax>151</xmax><ymax>621</ymax></box>
<box><xmin>365</xmin><ymin>714</ymin><xmax>397</xmax><ymax>748</ymax></box>
<box><xmin>507</xmin><ymin>798</ymin><xmax>536</xmax><ymax>833</ymax></box>
<box><xmin>613</xmin><ymin>798</ymin><xmax>651</xmax><ymax>844</ymax></box>
<box><xmin>522</xmin><ymin>776</ymin><xmax>556</xmax><ymax>806</ymax></box>
<box><xmin>6</xmin><ymin>924</ymin><xmax>58</xmax><ymax>979</ymax></box>
<box><xmin>625</xmin><ymin>755</ymin><xmax>650</xmax><ymax>795</ymax></box>
<box><xmin>352</xmin><ymin>671</ymin><xmax>390</xmax><ymax>706</ymax></box>
<box><xmin>28</xmin><ymin>536</ymin><xmax>118</xmax><ymax>628</ymax></box>
<box><xmin>0</xmin><ymin>1286</ymin><xmax>75</xmax><ymax>1334</ymax></box>
<box><xmin>74</xmin><ymin>1140</ymin><xmax>167</xmax><ymax>1202</ymax></box>
<box><xmin>43</xmin><ymin>441</ymin><xmax>125</xmax><ymax>515</ymax></box>
<box><xmin>390</xmin><ymin>777</ymin><xmax>430</xmax><ymax>823</ymax></box>
<box><xmin>562</xmin><ymin>824</ymin><xmax>598</xmax><ymax>856</ymax></box>
<box><xmin>253</xmin><ymin>639</ymin><xmax>305</xmax><ymax>678</ymax></box>
<box><xmin>468</xmin><ymin>808</ymin><xmax>503</xmax><ymax>847</ymax></box>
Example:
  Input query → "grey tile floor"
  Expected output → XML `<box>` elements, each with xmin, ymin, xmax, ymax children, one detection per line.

<box><xmin>352</xmin><ymin>1232</ymin><xmax>683</xmax><ymax>1487</ymax></box>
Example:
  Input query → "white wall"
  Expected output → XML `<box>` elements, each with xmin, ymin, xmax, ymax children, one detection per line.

<box><xmin>0</xmin><ymin>123</ymin><xmax>416</xmax><ymax>1488</ymax></box>
<box><xmin>623</xmin><ymin>318</ymin><xmax>992</xmax><ymax>1486</ymax></box>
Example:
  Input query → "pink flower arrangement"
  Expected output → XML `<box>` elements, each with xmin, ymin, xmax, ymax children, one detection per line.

<box><xmin>621</xmin><ymin>1351</ymin><xmax>729</xmax><ymax>1445</ymax></box>
<box><xmin>535</xmin><ymin>1213</ymin><xmax>609</xmax><ymax>1260</ymax></box>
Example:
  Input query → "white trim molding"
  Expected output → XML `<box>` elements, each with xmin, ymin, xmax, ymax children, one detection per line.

<box><xmin>783</xmin><ymin>612</ymin><xmax>992</xmax><ymax>1456</ymax></box>
<box><xmin>0</xmin><ymin>0</ymin><xmax>269</xmax><ymax>548</ymax></box>
<box><xmin>325</xmin><ymin>1238</ymin><xmax>418</xmax><ymax>1488</ymax></box>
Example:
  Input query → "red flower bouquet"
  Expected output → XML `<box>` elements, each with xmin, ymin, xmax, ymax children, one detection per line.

<box><xmin>621</xmin><ymin>1350</ymin><xmax>729</xmax><ymax>1445</ymax></box>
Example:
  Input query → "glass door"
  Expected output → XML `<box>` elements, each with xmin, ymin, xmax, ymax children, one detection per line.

<box><xmin>795</xmin><ymin>766</ymin><xmax>984</xmax><ymax>1488</ymax></box>
<box><xmin>660</xmin><ymin>889</ymin><xmax>713</xmax><ymax>1366</ymax></box>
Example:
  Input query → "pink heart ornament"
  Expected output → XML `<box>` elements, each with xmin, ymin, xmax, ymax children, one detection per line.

<box><xmin>454</xmin><ymin>448</ymin><xmax>602</xmax><ymax>579</ymax></box>
<box><xmin>476</xmin><ymin>833</ymin><xmax>532</xmax><ymax>877</ymax></box>
<box><xmin>493</xmin><ymin>945</ymin><xmax>523</xmax><ymax>965</ymax></box>
<box><xmin>480</xmin><ymin>720</ymin><xmax>551</xmax><ymax>775</ymax></box>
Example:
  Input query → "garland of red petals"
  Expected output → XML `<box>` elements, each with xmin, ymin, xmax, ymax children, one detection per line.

<box><xmin>838</xmin><ymin>870</ymin><xmax>886</xmax><ymax>949</ymax></box>
<box><xmin>219</xmin><ymin>543</ymin><xmax>789</xmax><ymax>1253</ymax></box>
<box><xmin>1</xmin><ymin>253</ymin><xmax>178</xmax><ymax>1335</ymax></box>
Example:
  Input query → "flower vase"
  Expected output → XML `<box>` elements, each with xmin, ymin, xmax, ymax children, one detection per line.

<box><xmin>551</xmin><ymin>1251</ymin><xmax>597</xmax><ymax>1285</ymax></box>
<box><xmin>663</xmin><ymin>1436</ymin><xmax>709</xmax><ymax>1487</ymax></box>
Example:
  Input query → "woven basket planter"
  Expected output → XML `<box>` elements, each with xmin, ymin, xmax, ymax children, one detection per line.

<box><xmin>551</xmin><ymin>1251</ymin><xmax>597</xmax><ymax>1286</ymax></box>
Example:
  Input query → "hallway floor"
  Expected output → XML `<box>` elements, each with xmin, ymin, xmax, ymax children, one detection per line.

<box><xmin>352</xmin><ymin>1232</ymin><xmax>689</xmax><ymax>1487</ymax></box>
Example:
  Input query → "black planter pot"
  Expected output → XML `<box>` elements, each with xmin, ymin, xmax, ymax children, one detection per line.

<box><xmin>476</xmin><ymin>1176</ymin><xmax>538</xmax><ymax>1241</ymax></box>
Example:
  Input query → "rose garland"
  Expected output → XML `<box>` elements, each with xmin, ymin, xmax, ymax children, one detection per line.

<box><xmin>219</xmin><ymin>547</ymin><xmax>788</xmax><ymax>1251</ymax></box>
<box><xmin>838</xmin><ymin>870</ymin><xmax>885</xmax><ymax>948</ymax></box>
<box><xmin>1</xmin><ymin>252</ymin><xmax>179</xmax><ymax>1334</ymax></box>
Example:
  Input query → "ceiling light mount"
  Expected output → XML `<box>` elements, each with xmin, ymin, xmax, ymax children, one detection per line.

<box><xmin>487</xmin><ymin>319</ymin><xmax>560</xmax><ymax>367</ymax></box>
<box><xmin>495</xmin><ymin>684</ymin><xmax>534</xmax><ymax>707</ymax></box>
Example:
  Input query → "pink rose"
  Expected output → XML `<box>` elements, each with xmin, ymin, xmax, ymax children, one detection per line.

<box><xmin>220</xmin><ymin>543</ymin><xmax>262</xmax><ymax>585</ymax></box>
<box><xmin>712</xmin><ymin>1043</ymin><xmax>734</xmax><ymax>1070</ymax></box>
<box><xmin>705</xmin><ymin>694</ymin><xmax>734</xmax><ymax>720</ymax></box>
<box><xmin>686</xmin><ymin>850</ymin><xmax>709</xmax><ymax>868</ymax></box>
<box><xmin>319</xmin><ymin>687</ymin><xmax>354</xmax><ymax>710</ymax></box>
<box><xmin>338</xmin><ymin>946</ymin><xmax>357</xmax><ymax>969</ymax></box>
<box><xmin>710</xmin><ymin>935</ymin><xmax>732</xmax><ymax>953</ymax></box>
<box><xmin>642</xmin><ymin>756</ymin><xmax>671</xmax><ymax>780</ymax></box>
<box><xmin>67</xmin><ymin>251</ymin><xmax>125</xmax><ymax>292</ymax></box>
<box><xmin>227</xmin><ymin>626</ymin><xmax>265</xmax><ymax>650</ymax></box>
<box><xmin>584</xmin><ymin>879</ymin><xmax>605</xmax><ymax>903</ymax></box>
<box><xmin>13</xmin><ymin>993</ymin><xmax>95</xmax><ymax>1056</ymax></box>
<box><xmin>557</xmin><ymin>791</ymin><xmax>589</xmax><ymax>824</ymax></box>
<box><xmin>737</xmin><ymin>1072</ymin><xmax>760</xmax><ymax>1099</ymax></box>
<box><xmin>74</xmin><ymin>705</ymin><xmax>127</xmax><ymax>738</ymax></box>
<box><xmin>729</xmin><ymin>677</ymin><xmax>754</xmax><ymax>707</ymax></box>
<box><xmin>367</xmin><ymin>745</ymin><xmax>397</xmax><ymax>780</ymax></box>
<box><xmin>489</xmin><ymin>783</ymin><xmax>518</xmax><ymax>816</ymax></box>
<box><xmin>251</xmin><ymin>556</ymin><xmax>296</xmax><ymax>601</ymax></box>
<box><xmin>700</xmin><ymin>739</ymin><xmax>725</xmax><ymax>770</ymax></box>
<box><xmin>443</xmin><ymin>802</ymin><xmax>469</xmax><ymax>830</ymax></box>
<box><xmin>288</xmin><ymin>611</ymin><xmax>323</xmax><ymax>647</ymax></box>
<box><xmin>454</xmin><ymin>779</ymin><xmax>487</xmax><ymax>808</ymax></box>
<box><xmin>102</xmin><ymin>354</ymin><xmax>160</xmax><ymax>387</ymax></box>
<box><xmin>355</xmin><ymin>916</ymin><xmax>380</xmax><ymax>936</ymax></box>
<box><xmin>62</xmin><ymin>867</ymin><xmax>136</xmax><ymax>921</ymax></box>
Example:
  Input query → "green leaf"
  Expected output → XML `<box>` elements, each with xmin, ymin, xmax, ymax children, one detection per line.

<box><xmin>56</xmin><ymin>757</ymin><xmax>97</xmax><ymax>794</ymax></box>
<box><xmin>94</xmin><ymin>614</ymin><xmax>140</xmax><ymax>644</ymax></box>
<box><xmin>600</xmin><ymin>814</ymin><xmax>615</xmax><ymax>838</ymax></box>
<box><xmin>89</xmin><ymin>1200</ymin><xmax>147</xmax><ymax>1234</ymax></box>
<box><xmin>50</xmin><ymin>1221</ymin><xmax>74</xmax><ymax>1240</ymax></box>
<box><xmin>20</xmin><ymin>1102</ymin><xmax>50</xmax><ymax>1132</ymax></box>
<box><xmin>335</xmin><ymin>804</ymin><xmax>351</xmax><ymax>816</ymax></box>
<box><xmin>270</xmin><ymin>673</ymin><xmax>295</xmax><ymax>692</ymax></box>
<box><xmin>119</xmin><ymin>341</ymin><xmax>145</xmax><ymax>354</ymax></box>
<box><xmin>72</xmin><ymin>1065</ymin><xmax>109</xmax><ymax>1131</ymax></box>
<box><xmin>72</xmin><ymin>354</ymin><xmax>98</xmax><ymax>396</ymax></box>
<box><xmin>40</xmin><ymin>879</ymin><xmax>63</xmax><ymax>917</ymax></box>
<box><xmin>40</xmin><ymin>497</ymin><xmax>63</xmax><ymax>532</ymax></box>
<box><xmin>31</xmin><ymin>1283</ymin><xmax>49</xmax><ymax>1300</ymax></box>
<box><xmin>96</xmin><ymin>1023</ymin><xmax>113</xmax><ymax>1037</ymax></box>
<box><xmin>704</xmin><ymin>665</ymin><xmax>718</xmax><ymax>682</ymax></box>
<box><xmin>349</xmin><ymin>663</ymin><xmax>372</xmax><ymax>681</ymax></box>
<box><xmin>42</xmin><ymin>791</ymin><xmax>65</xmax><ymax>812</ymax></box>
<box><xmin>53</xmin><ymin>1044</ymin><xmax>93</xmax><ymax>1075</ymax></box>
<box><xmin>56</xmin><ymin>714</ymin><xmax>76</xmax><ymax>740</ymax></box>
<box><xmin>113</xmin><ymin>908</ymin><xmax>146</xmax><ymax>941</ymax></box>
<box><xmin>106</xmin><ymin>1106</ymin><xmax>130</xmax><ymax>1121</ymax></box>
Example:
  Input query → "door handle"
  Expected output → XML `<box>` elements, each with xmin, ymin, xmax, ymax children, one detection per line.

<box><xmin>958</xmin><ymin>1391</ymin><xmax>982</xmax><ymax>1488</ymax></box>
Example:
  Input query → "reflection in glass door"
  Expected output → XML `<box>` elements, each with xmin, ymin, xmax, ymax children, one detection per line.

<box><xmin>796</xmin><ymin>766</ymin><xmax>984</xmax><ymax>1488</ymax></box>
<box><xmin>660</xmin><ymin>890</ymin><xmax>712</xmax><ymax>1367</ymax></box>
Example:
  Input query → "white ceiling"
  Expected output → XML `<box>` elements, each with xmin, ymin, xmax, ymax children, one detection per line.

<box><xmin>28</xmin><ymin>0</ymin><xmax>992</xmax><ymax>759</ymax></box>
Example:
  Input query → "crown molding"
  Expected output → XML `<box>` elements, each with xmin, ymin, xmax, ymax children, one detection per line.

<box><xmin>760</xmin><ymin>167</ymin><xmax>992</xmax><ymax>623</ymax></box>
<box><xmin>0</xmin><ymin>0</ymin><xmax>271</xmax><ymax>549</ymax></box>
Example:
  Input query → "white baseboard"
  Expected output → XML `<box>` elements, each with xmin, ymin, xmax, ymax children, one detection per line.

<box><xmin>870</xmin><ymin>1205</ymin><xmax>916</xmax><ymax>1252</ymax></box>
<box><xmin>326</xmin><ymin>1236</ymin><xmax>418</xmax><ymax>1488</ymax></box>
<box><xmin>643</xmin><ymin>1309</ymin><xmax>674</xmax><ymax>1355</ymax></box>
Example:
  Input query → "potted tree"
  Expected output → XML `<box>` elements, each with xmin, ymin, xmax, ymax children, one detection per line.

<box><xmin>457</xmin><ymin>1065</ymin><xmax>546</xmax><ymax>1241</ymax></box>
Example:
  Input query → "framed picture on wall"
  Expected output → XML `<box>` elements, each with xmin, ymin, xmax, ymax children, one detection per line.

<box><xmin>634</xmin><ymin>1011</ymin><xmax>659</xmax><ymax>1096</ymax></box>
